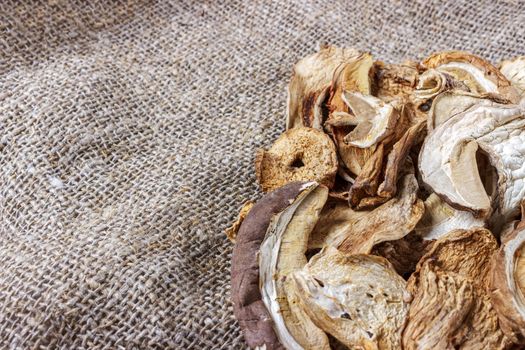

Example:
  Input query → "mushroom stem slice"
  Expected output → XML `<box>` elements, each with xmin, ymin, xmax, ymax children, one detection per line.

<box><xmin>293</xmin><ymin>247</ymin><xmax>410</xmax><ymax>350</ymax></box>
<box><xmin>341</xmin><ymin>92</ymin><xmax>398</xmax><ymax>148</ymax></box>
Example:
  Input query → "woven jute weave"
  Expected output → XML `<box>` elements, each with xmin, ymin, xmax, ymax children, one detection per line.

<box><xmin>1</xmin><ymin>1</ymin><xmax>525</xmax><ymax>349</ymax></box>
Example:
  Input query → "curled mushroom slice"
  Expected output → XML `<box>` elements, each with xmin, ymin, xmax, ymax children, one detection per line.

<box><xmin>231</xmin><ymin>182</ymin><xmax>310</xmax><ymax>349</ymax></box>
<box><xmin>500</xmin><ymin>56</ymin><xmax>525</xmax><ymax>97</ymax></box>
<box><xmin>490</xmin><ymin>219</ymin><xmax>525</xmax><ymax>344</ymax></box>
<box><xmin>310</xmin><ymin>173</ymin><xmax>424</xmax><ymax>254</ymax></box>
<box><xmin>287</xmin><ymin>46</ymin><xmax>361</xmax><ymax>129</ymax></box>
<box><xmin>293</xmin><ymin>247</ymin><xmax>410</xmax><ymax>350</ymax></box>
<box><xmin>422</xmin><ymin>51</ymin><xmax>519</xmax><ymax>102</ymax></box>
<box><xmin>260</xmin><ymin>183</ymin><xmax>331</xmax><ymax>349</ymax></box>
<box><xmin>415</xmin><ymin>193</ymin><xmax>485</xmax><ymax>241</ymax></box>
<box><xmin>419</xmin><ymin>99</ymin><xmax>525</xmax><ymax>218</ymax></box>
<box><xmin>372</xmin><ymin>60</ymin><xmax>419</xmax><ymax>101</ymax></box>
<box><xmin>415</xmin><ymin>69</ymin><xmax>468</xmax><ymax>100</ymax></box>
<box><xmin>341</xmin><ymin>91</ymin><xmax>398</xmax><ymax>148</ymax></box>
<box><xmin>255</xmin><ymin>127</ymin><xmax>338</xmax><ymax>193</ymax></box>
<box><xmin>403</xmin><ymin>228</ymin><xmax>511</xmax><ymax>350</ymax></box>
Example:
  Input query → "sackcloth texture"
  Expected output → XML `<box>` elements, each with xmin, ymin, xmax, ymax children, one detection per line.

<box><xmin>1</xmin><ymin>0</ymin><xmax>525</xmax><ymax>349</ymax></box>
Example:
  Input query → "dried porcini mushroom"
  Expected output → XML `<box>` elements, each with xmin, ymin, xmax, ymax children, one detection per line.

<box><xmin>225</xmin><ymin>201</ymin><xmax>254</xmax><ymax>243</ymax></box>
<box><xmin>293</xmin><ymin>247</ymin><xmax>410</xmax><ymax>349</ymax></box>
<box><xmin>419</xmin><ymin>99</ymin><xmax>525</xmax><ymax>218</ymax></box>
<box><xmin>310</xmin><ymin>173</ymin><xmax>424</xmax><ymax>254</ymax></box>
<box><xmin>500</xmin><ymin>56</ymin><xmax>525</xmax><ymax>97</ymax></box>
<box><xmin>231</xmin><ymin>182</ymin><xmax>331</xmax><ymax>349</ymax></box>
<box><xmin>403</xmin><ymin>228</ymin><xmax>511</xmax><ymax>350</ymax></box>
<box><xmin>415</xmin><ymin>193</ymin><xmax>485</xmax><ymax>240</ymax></box>
<box><xmin>490</xmin><ymin>218</ymin><xmax>525</xmax><ymax>344</ymax></box>
<box><xmin>421</xmin><ymin>51</ymin><xmax>519</xmax><ymax>102</ymax></box>
<box><xmin>287</xmin><ymin>46</ymin><xmax>361</xmax><ymax>129</ymax></box>
<box><xmin>231</xmin><ymin>48</ymin><xmax>525</xmax><ymax>349</ymax></box>
<box><xmin>255</xmin><ymin>127</ymin><xmax>338</xmax><ymax>193</ymax></box>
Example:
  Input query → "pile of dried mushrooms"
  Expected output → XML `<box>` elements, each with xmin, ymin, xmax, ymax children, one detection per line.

<box><xmin>227</xmin><ymin>47</ymin><xmax>525</xmax><ymax>349</ymax></box>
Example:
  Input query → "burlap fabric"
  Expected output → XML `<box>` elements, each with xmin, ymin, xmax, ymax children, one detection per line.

<box><xmin>1</xmin><ymin>1</ymin><xmax>525</xmax><ymax>349</ymax></box>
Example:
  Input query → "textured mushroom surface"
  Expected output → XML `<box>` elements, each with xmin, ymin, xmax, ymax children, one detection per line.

<box><xmin>419</xmin><ymin>98</ymin><xmax>525</xmax><ymax>218</ymax></box>
<box><xmin>403</xmin><ymin>228</ymin><xmax>511</xmax><ymax>350</ymax></box>
<box><xmin>491</xmin><ymin>219</ymin><xmax>525</xmax><ymax>344</ymax></box>
<box><xmin>256</xmin><ymin>127</ymin><xmax>338</xmax><ymax>193</ymax></box>
<box><xmin>293</xmin><ymin>247</ymin><xmax>410</xmax><ymax>350</ymax></box>
<box><xmin>500</xmin><ymin>56</ymin><xmax>525</xmax><ymax>96</ymax></box>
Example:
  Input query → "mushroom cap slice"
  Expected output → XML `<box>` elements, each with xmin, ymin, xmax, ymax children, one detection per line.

<box><xmin>422</xmin><ymin>51</ymin><xmax>519</xmax><ymax>102</ymax></box>
<box><xmin>293</xmin><ymin>247</ymin><xmax>410</xmax><ymax>350</ymax></box>
<box><xmin>500</xmin><ymin>56</ymin><xmax>525</xmax><ymax>97</ymax></box>
<box><xmin>255</xmin><ymin>127</ymin><xmax>338</xmax><ymax>193</ymax></box>
<box><xmin>403</xmin><ymin>228</ymin><xmax>511</xmax><ymax>350</ymax></box>
<box><xmin>415</xmin><ymin>193</ymin><xmax>485</xmax><ymax>241</ymax></box>
<box><xmin>231</xmin><ymin>182</ymin><xmax>307</xmax><ymax>349</ymax></box>
<box><xmin>308</xmin><ymin>173</ymin><xmax>423</xmax><ymax>254</ymax></box>
<box><xmin>490</xmin><ymin>220</ymin><xmax>525</xmax><ymax>344</ymax></box>
<box><xmin>260</xmin><ymin>183</ymin><xmax>331</xmax><ymax>349</ymax></box>
<box><xmin>419</xmin><ymin>99</ymin><xmax>525</xmax><ymax>218</ymax></box>
<box><xmin>287</xmin><ymin>46</ymin><xmax>360</xmax><ymax>129</ymax></box>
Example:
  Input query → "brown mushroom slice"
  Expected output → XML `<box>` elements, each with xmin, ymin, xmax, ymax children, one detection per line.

<box><xmin>500</xmin><ymin>57</ymin><xmax>525</xmax><ymax>96</ymax></box>
<box><xmin>491</xmin><ymin>220</ymin><xmax>525</xmax><ymax>344</ymax></box>
<box><xmin>422</xmin><ymin>51</ymin><xmax>519</xmax><ymax>101</ymax></box>
<box><xmin>415</xmin><ymin>193</ymin><xmax>485</xmax><ymax>241</ymax></box>
<box><xmin>255</xmin><ymin>127</ymin><xmax>338</xmax><ymax>193</ymax></box>
<box><xmin>372</xmin><ymin>60</ymin><xmax>419</xmax><ymax>101</ymax></box>
<box><xmin>419</xmin><ymin>100</ymin><xmax>525</xmax><ymax>218</ymax></box>
<box><xmin>287</xmin><ymin>46</ymin><xmax>361</xmax><ymax>129</ymax></box>
<box><xmin>325</xmin><ymin>53</ymin><xmax>375</xmax><ymax>176</ymax></box>
<box><xmin>225</xmin><ymin>201</ymin><xmax>254</xmax><ymax>243</ymax></box>
<box><xmin>231</xmin><ymin>182</ymin><xmax>310</xmax><ymax>349</ymax></box>
<box><xmin>259</xmin><ymin>183</ymin><xmax>331</xmax><ymax>349</ymax></box>
<box><xmin>293</xmin><ymin>247</ymin><xmax>410</xmax><ymax>349</ymax></box>
<box><xmin>403</xmin><ymin>228</ymin><xmax>511</xmax><ymax>350</ymax></box>
<box><xmin>328</xmin><ymin>174</ymin><xmax>424</xmax><ymax>254</ymax></box>
<box><xmin>341</xmin><ymin>91</ymin><xmax>398</xmax><ymax>148</ymax></box>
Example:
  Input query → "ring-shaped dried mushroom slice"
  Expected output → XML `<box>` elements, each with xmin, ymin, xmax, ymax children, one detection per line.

<box><xmin>255</xmin><ymin>127</ymin><xmax>338</xmax><ymax>193</ymax></box>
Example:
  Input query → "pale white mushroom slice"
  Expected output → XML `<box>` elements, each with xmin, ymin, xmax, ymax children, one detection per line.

<box><xmin>340</xmin><ymin>91</ymin><xmax>398</xmax><ymax>148</ymax></box>
<box><xmin>500</xmin><ymin>56</ymin><xmax>525</xmax><ymax>96</ymax></box>
<box><xmin>491</xmin><ymin>219</ymin><xmax>525</xmax><ymax>344</ymax></box>
<box><xmin>259</xmin><ymin>183</ymin><xmax>331</xmax><ymax>350</ymax></box>
<box><xmin>415</xmin><ymin>193</ymin><xmax>485</xmax><ymax>240</ymax></box>
<box><xmin>419</xmin><ymin>99</ymin><xmax>525</xmax><ymax>218</ymax></box>
<box><xmin>293</xmin><ymin>247</ymin><xmax>410</xmax><ymax>350</ymax></box>
<box><xmin>421</xmin><ymin>51</ymin><xmax>519</xmax><ymax>102</ymax></box>
<box><xmin>287</xmin><ymin>46</ymin><xmax>360</xmax><ymax>129</ymax></box>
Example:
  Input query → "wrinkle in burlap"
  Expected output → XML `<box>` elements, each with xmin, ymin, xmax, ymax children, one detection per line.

<box><xmin>1</xmin><ymin>1</ymin><xmax>524</xmax><ymax>349</ymax></box>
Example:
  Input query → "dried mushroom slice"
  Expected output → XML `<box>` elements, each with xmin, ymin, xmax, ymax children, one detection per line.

<box><xmin>255</xmin><ymin>127</ymin><xmax>338</xmax><ymax>193</ymax></box>
<box><xmin>287</xmin><ymin>46</ymin><xmax>361</xmax><ymax>129</ymax></box>
<box><xmin>372</xmin><ymin>60</ymin><xmax>419</xmax><ymax>101</ymax></box>
<box><xmin>312</xmin><ymin>174</ymin><xmax>424</xmax><ymax>254</ymax></box>
<box><xmin>419</xmin><ymin>99</ymin><xmax>525</xmax><ymax>218</ymax></box>
<box><xmin>490</xmin><ymin>220</ymin><xmax>525</xmax><ymax>344</ymax></box>
<box><xmin>293</xmin><ymin>247</ymin><xmax>410</xmax><ymax>350</ymax></box>
<box><xmin>500</xmin><ymin>56</ymin><xmax>525</xmax><ymax>96</ymax></box>
<box><xmin>421</xmin><ymin>51</ymin><xmax>519</xmax><ymax>102</ymax></box>
<box><xmin>231</xmin><ymin>182</ymin><xmax>307</xmax><ymax>349</ymax></box>
<box><xmin>415</xmin><ymin>193</ymin><xmax>485</xmax><ymax>241</ymax></box>
<box><xmin>403</xmin><ymin>228</ymin><xmax>511</xmax><ymax>350</ymax></box>
<box><xmin>260</xmin><ymin>183</ymin><xmax>331</xmax><ymax>349</ymax></box>
<box><xmin>415</xmin><ymin>69</ymin><xmax>468</xmax><ymax>100</ymax></box>
<box><xmin>225</xmin><ymin>201</ymin><xmax>254</xmax><ymax>243</ymax></box>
